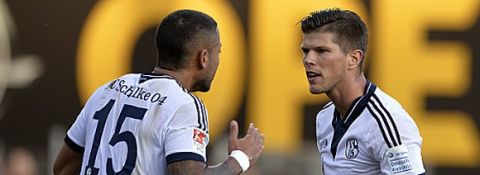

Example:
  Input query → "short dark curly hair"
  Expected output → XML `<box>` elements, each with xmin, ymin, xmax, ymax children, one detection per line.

<box><xmin>155</xmin><ymin>9</ymin><xmax>218</xmax><ymax>70</ymax></box>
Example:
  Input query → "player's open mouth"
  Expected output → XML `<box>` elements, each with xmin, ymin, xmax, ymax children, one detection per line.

<box><xmin>306</xmin><ymin>71</ymin><xmax>321</xmax><ymax>82</ymax></box>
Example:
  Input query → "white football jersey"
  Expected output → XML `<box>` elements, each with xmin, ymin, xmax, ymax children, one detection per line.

<box><xmin>316</xmin><ymin>81</ymin><xmax>425</xmax><ymax>175</ymax></box>
<box><xmin>66</xmin><ymin>73</ymin><xmax>209</xmax><ymax>175</ymax></box>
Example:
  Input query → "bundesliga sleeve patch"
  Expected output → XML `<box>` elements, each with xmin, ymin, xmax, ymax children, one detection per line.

<box><xmin>386</xmin><ymin>145</ymin><xmax>414</xmax><ymax>174</ymax></box>
<box><xmin>192</xmin><ymin>128</ymin><xmax>208</xmax><ymax>154</ymax></box>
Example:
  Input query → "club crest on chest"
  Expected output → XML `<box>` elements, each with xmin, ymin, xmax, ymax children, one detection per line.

<box><xmin>345</xmin><ymin>138</ymin><xmax>359</xmax><ymax>159</ymax></box>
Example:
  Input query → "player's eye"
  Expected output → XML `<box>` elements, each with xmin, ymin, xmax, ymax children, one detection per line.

<box><xmin>315</xmin><ymin>48</ymin><xmax>328</xmax><ymax>53</ymax></box>
<box><xmin>301</xmin><ymin>48</ymin><xmax>309</xmax><ymax>54</ymax></box>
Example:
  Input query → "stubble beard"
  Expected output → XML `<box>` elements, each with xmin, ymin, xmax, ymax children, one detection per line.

<box><xmin>192</xmin><ymin>78</ymin><xmax>212</xmax><ymax>92</ymax></box>
<box><xmin>309</xmin><ymin>85</ymin><xmax>327</xmax><ymax>94</ymax></box>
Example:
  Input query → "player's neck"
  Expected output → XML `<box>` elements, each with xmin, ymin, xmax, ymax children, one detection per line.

<box><xmin>327</xmin><ymin>74</ymin><xmax>367</xmax><ymax>119</ymax></box>
<box><xmin>152</xmin><ymin>67</ymin><xmax>195</xmax><ymax>91</ymax></box>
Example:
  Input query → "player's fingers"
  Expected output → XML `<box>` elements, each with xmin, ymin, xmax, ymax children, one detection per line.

<box><xmin>259</xmin><ymin>133</ymin><xmax>265</xmax><ymax>143</ymax></box>
<box><xmin>257</xmin><ymin>134</ymin><xmax>264</xmax><ymax>147</ymax></box>
<box><xmin>257</xmin><ymin>144</ymin><xmax>264</xmax><ymax>154</ymax></box>
<box><xmin>247</xmin><ymin>123</ymin><xmax>255</xmax><ymax>136</ymax></box>
<box><xmin>229</xmin><ymin>120</ymin><xmax>239</xmax><ymax>141</ymax></box>
<box><xmin>253</xmin><ymin>145</ymin><xmax>264</xmax><ymax>161</ymax></box>
<box><xmin>257</xmin><ymin>136</ymin><xmax>264</xmax><ymax>156</ymax></box>
<box><xmin>254</xmin><ymin>128</ymin><xmax>261</xmax><ymax>141</ymax></box>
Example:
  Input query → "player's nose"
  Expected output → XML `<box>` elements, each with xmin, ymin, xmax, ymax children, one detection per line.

<box><xmin>303</xmin><ymin>53</ymin><xmax>316</xmax><ymax>67</ymax></box>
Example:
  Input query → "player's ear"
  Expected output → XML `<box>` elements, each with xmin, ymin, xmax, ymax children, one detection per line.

<box><xmin>196</xmin><ymin>48</ymin><xmax>209</xmax><ymax>69</ymax></box>
<box><xmin>347</xmin><ymin>49</ymin><xmax>364</xmax><ymax>70</ymax></box>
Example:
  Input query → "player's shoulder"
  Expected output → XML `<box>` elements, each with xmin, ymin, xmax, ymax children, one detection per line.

<box><xmin>317</xmin><ymin>101</ymin><xmax>334</xmax><ymax>113</ymax></box>
<box><xmin>164</xmin><ymin>84</ymin><xmax>197</xmax><ymax>106</ymax></box>
<box><xmin>366</xmin><ymin>85</ymin><xmax>417</xmax><ymax>122</ymax></box>
<box><xmin>91</xmin><ymin>73</ymin><xmax>139</xmax><ymax>96</ymax></box>
<box><xmin>106</xmin><ymin>73</ymin><xmax>193</xmax><ymax>105</ymax></box>
<box><xmin>368</xmin><ymin>87</ymin><xmax>408</xmax><ymax>117</ymax></box>
<box><xmin>183</xmin><ymin>93</ymin><xmax>206</xmax><ymax>111</ymax></box>
<box><xmin>366</xmin><ymin>86</ymin><xmax>420</xmax><ymax>137</ymax></box>
<box><xmin>316</xmin><ymin>101</ymin><xmax>334</xmax><ymax>120</ymax></box>
<box><xmin>364</xmin><ymin>87</ymin><xmax>422</xmax><ymax>150</ymax></box>
<box><xmin>113</xmin><ymin>73</ymin><xmax>141</xmax><ymax>84</ymax></box>
<box><xmin>139</xmin><ymin>74</ymin><xmax>203</xmax><ymax>111</ymax></box>
<box><xmin>322</xmin><ymin>101</ymin><xmax>334</xmax><ymax>110</ymax></box>
<box><xmin>167</xmin><ymin>92</ymin><xmax>209</xmax><ymax>132</ymax></box>
<box><xmin>101</xmin><ymin>73</ymin><xmax>140</xmax><ymax>91</ymax></box>
<box><xmin>139</xmin><ymin>73</ymin><xmax>202</xmax><ymax>106</ymax></box>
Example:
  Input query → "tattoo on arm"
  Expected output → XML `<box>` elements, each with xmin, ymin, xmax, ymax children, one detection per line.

<box><xmin>168</xmin><ymin>157</ymin><xmax>242</xmax><ymax>175</ymax></box>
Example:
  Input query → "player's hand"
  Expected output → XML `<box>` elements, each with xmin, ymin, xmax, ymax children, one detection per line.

<box><xmin>228</xmin><ymin>120</ymin><xmax>264</xmax><ymax>165</ymax></box>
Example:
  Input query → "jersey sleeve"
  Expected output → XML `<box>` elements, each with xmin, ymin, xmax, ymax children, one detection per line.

<box><xmin>164</xmin><ymin>98</ymin><xmax>209</xmax><ymax>165</ymax></box>
<box><xmin>65</xmin><ymin>83</ymin><xmax>109</xmax><ymax>153</ymax></box>
<box><xmin>369</xmin><ymin>109</ymin><xmax>426</xmax><ymax>175</ymax></box>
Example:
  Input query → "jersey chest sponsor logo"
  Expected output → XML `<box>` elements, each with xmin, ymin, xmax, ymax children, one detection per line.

<box><xmin>345</xmin><ymin>138</ymin><xmax>359</xmax><ymax>159</ymax></box>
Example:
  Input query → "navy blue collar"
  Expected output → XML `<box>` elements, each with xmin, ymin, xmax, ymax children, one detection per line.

<box><xmin>330</xmin><ymin>80</ymin><xmax>377</xmax><ymax>158</ymax></box>
<box><xmin>139</xmin><ymin>72</ymin><xmax>174</xmax><ymax>83</ymax></box>
<box><xmin>333</xmin><ymin>80</ymin><xmax>377</xmax><ymax>125</ymax></box>
<box><xmin>139</xmin><ymin>72</ymin><xmax>186</xmax><ymax>91</ymax></box>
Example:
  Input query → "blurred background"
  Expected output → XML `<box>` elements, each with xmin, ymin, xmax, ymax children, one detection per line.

<box><xmin>0</xmin><ymin>0</ymin><xmax>479</xmax><ymax>174</ymax></box>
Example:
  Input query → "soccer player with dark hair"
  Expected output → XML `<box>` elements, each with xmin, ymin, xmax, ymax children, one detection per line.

<box><xmin>54</xmin><ymin>9</ymin><xmax>264</xmax><ymax>175</ymax></box>
<box><xmin>300</xmin><ymin>8</ymin><xmax>425</xmax><ymax>174</ymax></box>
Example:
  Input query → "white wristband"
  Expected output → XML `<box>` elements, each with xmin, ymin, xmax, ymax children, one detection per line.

<box><xmin>229</xmin><ymin>150</ymin><xmax>250</xmax><ymax>172</ymax></box>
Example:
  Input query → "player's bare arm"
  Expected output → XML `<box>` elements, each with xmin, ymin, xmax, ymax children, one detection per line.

<box><xmin>168</xmin><ymin>121</ymin><xmax>264</xmax><ymax>175</ymax></box>
<box><xmin>53</xmin><ymin>144</ymin><xmax>83</xmax><ymax>175</ymax></box>
<box><xmin>168</xmin><ymin>158</ymin><xmax>240</xmax><ymax>175</ymax></box>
